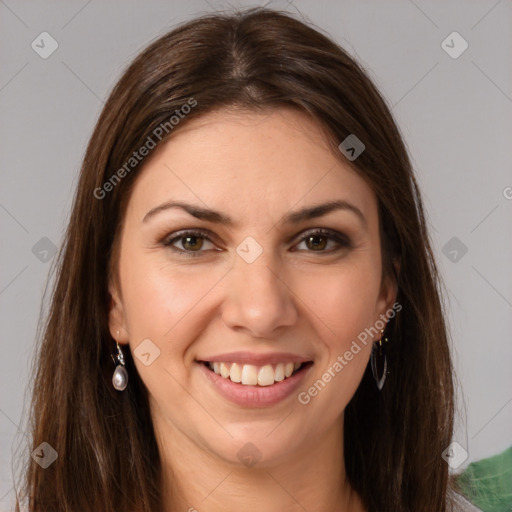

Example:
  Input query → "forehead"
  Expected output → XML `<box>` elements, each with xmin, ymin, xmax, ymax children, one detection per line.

<box><xmin>124</xmin><ymin>108</ymin><xmax>377</xmax><ymax>228</ymax></box>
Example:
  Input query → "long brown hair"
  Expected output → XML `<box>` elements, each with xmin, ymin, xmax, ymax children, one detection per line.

<box><xmin>17</xmin><ymin>7</ymin><xmax>457</xmax><ymax>511</ymax></box>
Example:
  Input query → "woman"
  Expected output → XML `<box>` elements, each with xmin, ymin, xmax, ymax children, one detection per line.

<box><xmin>17</xmin><ymin>7</ymin><xmax>481</xmax><ymax>512</ymax></box>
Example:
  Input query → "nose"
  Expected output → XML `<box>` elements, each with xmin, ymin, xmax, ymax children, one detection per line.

<box><xmin>221</xmin><ymin>250</ymin><xmax>298</xmax><ymax>339</ymax></box>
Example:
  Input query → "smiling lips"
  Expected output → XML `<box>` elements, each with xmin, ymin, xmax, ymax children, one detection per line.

<box><xmin>198</xmin><ymin>353</ymin><xmax>314</xmax><ymax>407</ymax></box>
<box><xmin>207</xmin><ymin>361</ymin><xmax>303</xmax><ymax>386</ymax></box>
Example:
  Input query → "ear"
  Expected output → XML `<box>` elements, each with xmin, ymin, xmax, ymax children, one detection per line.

<box><xmin>108</xmin><ymin>280</ymin><xmax>130</xmax><ymax>345</ymax></box>
<box><xmin>373</xmin><ymin>258</ymin><xmax>400</xmax><ymax>340</ymax></box>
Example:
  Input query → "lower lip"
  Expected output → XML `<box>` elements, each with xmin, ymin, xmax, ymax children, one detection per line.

<box><xmin>197</xmin><ymin>362</ymin><xmax>313</xmax><ymax>408</ymax></box>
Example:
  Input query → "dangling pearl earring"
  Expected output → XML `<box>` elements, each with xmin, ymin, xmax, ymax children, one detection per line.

<box><xmin>111</xmin><ymin>330</ymin><xmax>128</xmax><ymax>391</ymax></box>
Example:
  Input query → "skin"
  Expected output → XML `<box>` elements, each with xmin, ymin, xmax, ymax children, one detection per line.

<box><xmin>108</xmin><ymin>108</ymin><xmax>397</xmax><ymax>512</ymax></box>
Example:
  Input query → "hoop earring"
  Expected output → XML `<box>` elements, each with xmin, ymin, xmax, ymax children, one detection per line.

<box><xmin>371</xmin><ymin>329</ymin><xmax>389</xmax><ymax>391</ymax></box>
<box><xmin>111</xmin><ymin>331</ymin><xmax>128</xmax><ymax>391</ymax></box>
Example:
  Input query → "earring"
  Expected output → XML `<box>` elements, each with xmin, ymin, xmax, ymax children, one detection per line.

<box><xmin>111</xmin><ymin>330</ymin><xmax>128</xmax><ymax>391</ymax></box>
<box><xmin>371</xmin><ymin>329</ymin><xmax>389</xmax><ymax>391</ymax></box>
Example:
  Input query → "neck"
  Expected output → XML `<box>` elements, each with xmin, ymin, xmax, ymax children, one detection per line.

<box><xmin>155</xmin><ymin>415</ymin><xmax>365</xmax><ymax>512</ymax></box>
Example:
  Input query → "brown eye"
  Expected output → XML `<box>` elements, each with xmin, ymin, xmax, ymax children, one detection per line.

<box><xmin>294</xmin><ymin>229</ymin><xmax>351</xmax><ymax>253</ymax></box>
<box><xmin>304</xmin><ymin>234</ymin><xmax>328</xmax><ymax>251</ymax></box>
<box><xmin>163</xmin><ymin>229</ymin><xmax>216</xmax><ymax>257</ymax></box>
<box><xmin>181</xmin><ymin>235</ymin><xmax>204</xmax><ymax>251</ymax></box>
<box><xmin>163</xmin><ymin>228</ymin><xmax>350</xmax><ymax>258</ymax></box>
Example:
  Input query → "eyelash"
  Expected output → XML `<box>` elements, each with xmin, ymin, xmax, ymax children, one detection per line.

<box><xmin>162</xmin><ymin>228</ymin><xmax>351</xmax><ymax>258</ymax></box>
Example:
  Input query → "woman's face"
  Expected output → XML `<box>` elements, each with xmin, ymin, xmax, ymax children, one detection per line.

<box><xmin>109</xmin><ymin>108</ymin><xmax>396</xmax><ymax>468</ymax></box>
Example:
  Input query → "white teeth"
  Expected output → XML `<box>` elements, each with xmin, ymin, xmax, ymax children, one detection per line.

<box><xmin>220</xmin><ymin>362</ymin><xmax>230</xmax><ymax>378</ymax></box>
<box><xmin>257</xmin><ymin>365</ymin><xmax>275</xmax><ymax>386</ymax></box>
<box><xmin>274</xmin><ymin>363</ymin><xmax>285</xmax><ymax>382</ymax></box>
<box><xmin>207</xmin><ymin>361</ymin><xmax>305</xmax><ymax>386</ymax></box>
<box><xmin>229</xmin><ymin>362</ymin><xmax>242</xmax><ymax>383</ymax></box>
<box><xmin>241</xmin><ymin>364</ymin><xmax>258</xmax><ymax>385</ymax></box>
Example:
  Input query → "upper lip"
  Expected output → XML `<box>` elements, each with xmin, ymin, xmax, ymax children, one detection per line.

<box><xmin>197</xmin><ymin>351</ymin><xmax>313</xmax><ymax>366</ymax></box>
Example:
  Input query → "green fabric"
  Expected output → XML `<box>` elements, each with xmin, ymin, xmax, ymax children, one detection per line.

<box><xmin>456</xmin><ymin>445</ymin><xmax>512</xmax><ymax>512</ymax></box>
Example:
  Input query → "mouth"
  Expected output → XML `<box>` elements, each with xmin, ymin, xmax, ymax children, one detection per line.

<box><xmin>199</xmin><ymin>360</ymin><xmax>313</xmax><ymax>386</ymax></box>
<box><xmin>196</xmin><ymin>356</ymin><xmax>314</xmax><ymax>408</ymax></box>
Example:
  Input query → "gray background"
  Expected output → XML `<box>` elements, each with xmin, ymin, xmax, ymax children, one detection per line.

<box><xmin>1</xmin><ymin>0</ymin><xmax>511</xmax><ymax>508</ymax></box>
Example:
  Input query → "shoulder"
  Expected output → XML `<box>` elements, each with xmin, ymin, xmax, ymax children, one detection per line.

<box><xmin>448</xmin><ymin>490</ymin><xmax>483</xmax><ymax>512</ymax></box>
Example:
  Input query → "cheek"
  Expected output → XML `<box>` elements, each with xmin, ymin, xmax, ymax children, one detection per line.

<box><xmin>119</xmin><ymin>249</ymin><xmax>225</xmax><ymax>360</ymax></box>
<box><xmin>118</xmin><ymin>259</ymin><xmax>210</xmax><ymax>402</ymax></box>
<box><xmin>293</xmin><ymin>264</ymin><xmax>379</xmax><ymax>421</ymax></box>
<box><xmin>299</xmin><ymin>258</ymin><xmax>382</xmax><ymax>350</ymax></box>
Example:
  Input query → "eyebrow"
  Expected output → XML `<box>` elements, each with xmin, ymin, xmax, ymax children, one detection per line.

<box><xmin>142</xmin><ymin>199</ymin><xmax>367</xmax><ymax>228</ymax></box>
